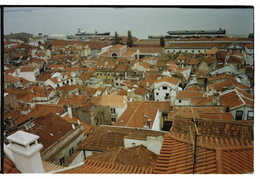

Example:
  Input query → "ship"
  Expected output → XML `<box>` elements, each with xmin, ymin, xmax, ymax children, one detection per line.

<box><xmin>167</xmin><ymin>28</ymin><xmax>226</xmax><ymax>36</ymax></box>
<box><xmin>75</xmin><ymin>28</ymin><xmax>110</xmax><ymax>36</ymax></box>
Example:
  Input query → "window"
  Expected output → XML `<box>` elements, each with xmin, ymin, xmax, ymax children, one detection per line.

<box><xmin>156</xmin><ymin>93</ymin><xmax>159</xmax><ymax>96</ymax></box>
<box><xmin>132</xmin><ymin>143</ymin><xmax>136</xmax><ymax>147</ymax></box>
<box><xmin>97</xmin><ymin>73</ymin><xmax>99</xmax><ymax>76</ymax></box>
<box><xmin>69</xmin><ymin>147</ymin><xmax>74</xmax><ymax>156</ymax></box>
<box><xmin>179</xmin><ymin>99</ymin><xmax>182</xmax><ymax>103</ymax></box>
<box><xmin>163</xmin><ymin>86</ymin><xmax>168</xmax><ymax>90</ymax></box>
<box><xmin>235</xmin><ymin>111</ymin><xmax>243</xmax><ymax>121</ymax></box>
<box><xmin>59</xmin><ymin>157</ymin><xmax>65</xmax><ymax>165</ymax></box>
<box><xmin>247</xmin><ymin>111</ymin><xmax>254</xmax><ymax>120</ymax></box>
<box><xmin>71</xmin><ymin>79</ymin><xmax>73</xmax><ymax>82</ymax></box>
<box><xmin>111</xmin><ymin>118</ymin><xmax>116</xmax><ymax>122</ymax></box>
<box><xmin>63</xmin><ymin>82</ymin><xmax>65</xmax><ymax>85</ymax></box>
<box><xmin>57</xmin><ymin>84</ymin><xmax>59</xmax><ymax>87</ymax></box>
<box><xmin>111</xmin><ymin>108</ymin><xmax>116</xmax><ymax>114</ymax></box>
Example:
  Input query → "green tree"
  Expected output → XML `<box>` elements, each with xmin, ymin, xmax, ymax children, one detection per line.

<box><xmin>160</xmin><ymin>37</ymin><xmax>165</xmax><ymax>47</ymax></box>
<box><xmin>114</xmin><ymin>31</ymin><xmax>120</xmax><ymax>45</ymax></box>
<box><xmin>126</xmin><ymin>30</ymin><xmax>133</xmax><ymax>47</ymax></box>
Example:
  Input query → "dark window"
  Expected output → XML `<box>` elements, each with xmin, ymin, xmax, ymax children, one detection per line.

<box><xmin>57</xmin><ymin>84</ymin><xmax>59</xmax><ymax>87</ymax></box>
<box><xmin>59</xmin><ymin>157</ymin><xmax>65</xmax><ymax>165</ymax></box>
<box><xmin>163</xmin><ymin>86</ymin><xmax>167</xmax><ymax>90</ymax></box>
<box><xmin>63</xmin><ymin>82</ymin><xmax>65</xmax><ymax>85</ymax></box>
<box><xmin>69</xmin><ymin>147</ymin><xmax>74</xmax><ymax>156</ymax></box>
<box><xmin>247</xmin><ymin>111</ymin><xmax>254</xmax><ymax>120</ymax></box>
<box><xmin>111</xmin><ymin>108</ymin><xmax>116</xmax><ymax>114</ymax></box>
<box><xmin>235</xmin><ymin>111</ymin><xmax>243</xmax><ymax>121</ymax></box>
<box><xmin>71</xmin><ymin>79</ymin><xmax>73</xmax><ymax>82</ymax></box>
<box><xmin>179</xmin><ymin>99</ymin><xmax>181</xmax><ymax>103</ymax></box>
<box><xmin>111</xmin><ymin>118</ymin><xmax>116</xmax><ymax>122</ymax></box>
<box><xmin>156</xmin><ymin>93</ymin><xmax>159</xmax><ymax>96</ymax></box>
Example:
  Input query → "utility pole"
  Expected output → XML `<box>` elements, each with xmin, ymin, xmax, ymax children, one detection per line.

<box><xmin>192</xmin><ymin>118</ymin><xmax>199</xmax><ymax>174</ymax></box>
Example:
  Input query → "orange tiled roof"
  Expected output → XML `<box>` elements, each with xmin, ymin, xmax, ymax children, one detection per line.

<box><xmin>23</xmin><ymin>112</ymin><xmax>75</xmax><ymax>152</ymax></box>
<box><xmin>207</xmin><ymin>80</ymin><xmax>250</xmax><ymax>92</ymax></box>
<box><xmin>176</xmin><ymin>91</ymin><xmax>203</xmax><ymax>99</ymax></box>
<box><xmin>205</xmin><ymin>47</ymin><xmax>218</xmax><ymax>55</ymax></box>
<box><xmin>62</xmin><ymin>159</ymin><xmax>153</xmax><ymax>174</ymax></box>
<box><xmin>134</xmin><ymin>86</ymin><xmax>149</xmax><ymax>96</ymax></box>
<box><xmin>3</xmin><ymin>156</ymin><xmax>20</xmax><ymax>173</ymax></box>
<box><xmin>99</xmin><ymin>94</ymin><xmax>127</xmax><ymax>108</ymax></box>
<box><xmin>154</xmin><ymin>132</ymin><xmax>253</xmax><ymax>174</ymax></box>
<box><xmin>86</xmin><ymin>145</ymin><xmax>158</xmax><ymax>169</ymax></box>
<box><xmin>220</xmin><ymin>89</ymin><xmax>254</xmax><ymax>110</ymax></box>
<box><xmin>185</xmin><ymin>85</ymin><xmax>203</xmax><ymax>91</ymax></box>
<box><xmin>62</xmin><ymin>113</ymin><xmax>93</xmax><ymax>135</ymax></box>
<box><xmin>155</xmin><ymin>76</ymin><xmax>179</xmax><ymax>86</ymax></box>
<box><xmin>168</xmin><ymin>106</ymin><xmax>233</xmax><ymax>121</ymax></box>
<box><xmin>207</xmin><ymin>74</ymin><xmax>236</xmax><ymax>82</ymax></box>
<box><xmin>78</xmin><ymin>126</ymin><xmax>165</xmax><ymax>152</ymax></box>
<box><xmin>114</xmin><ymin>101</ymin><xmax>171</xmax><ymax>128</ymax></box>
<box><xmin>4</xmin><ymin>74</ymin><xmax>20</xmax><ymax>83</ymax></box>
<box><xmin>140</xmin><ymin>74</ymin><xmax>158</xmax><ymax>87</ymax></box>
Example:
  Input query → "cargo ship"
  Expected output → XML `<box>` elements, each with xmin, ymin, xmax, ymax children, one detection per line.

<box><xmin>167</xmin><ymin>28</ymin><xmax>226</xmax><ymax>36</ymax></box>
<box><xmin>75</xmin><ymin>28</ymin><xmax>110</xmax><ymax>36</ymax></box>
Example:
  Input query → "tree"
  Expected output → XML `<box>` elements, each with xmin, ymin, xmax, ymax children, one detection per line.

<box><xmin>160</xmin><ymin>37</ymin><xmax>165</xmax><ymax>47</ymax></box>
<box><xmin>113</xmin><ymin>31</ymin><xmax>120</xmax><ymax>45</ymax></box>
<box><xmin>126</xmin><ymin>30</ymin><xmax>133</xmax><ymax>47</ymax></box>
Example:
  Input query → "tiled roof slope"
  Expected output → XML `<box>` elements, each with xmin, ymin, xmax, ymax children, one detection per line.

<box><xmin>62</xmin><ymin>159</ymin><xmax>153</xmax><ymax>174</ymax></box>
<box><xmin>99</xmin><ymin>94</ymin><xmax>127</xmax><ymax>108</ymax></box>
<box><xmin>87</xmin><ymin>145</ymin><xmax>158</xmax><ymax>169</ymax></box>
<box><xmin>220</xmin><ymin>88</ymin><xmax>254</xmax><ymax>110</ymax></box>
<box><xmin>78</xmin><ymin>126</ymin><xmax>165</xmax><ymax>151</ymax></box>
<box><xmin>176</xmin><ymin>91</ymin><xmax>203</xmax><ymax>99</ymax></box>
<box><xmin>23</xmin><ymin>112</ymin><xmax>75</xmax><ymax>152</ymax></box>
<box><xmin>154</xmin><ymin>132</ymin><xmax>253</xmax><ymax>174</ymax></box>
<box><xmin>207</xmin><ymin>80</ymin><xmax>250</xmax><ymax>92</ymax></box>
<box><xmin>3</xmin><ymin>156</ymin><xmax>20</xmax><ymax>173</ymax></box>
<box><xmin>171</xmin><ymin>119</ymin><xmax>254</xmax><ymax>141</ymax></box>
<box><xmin>155</xmin><ymin>76</ymin><xmax>179</xmax><ymax>86</ymax></box>
<box><xmin>114</xmin><ymin>101</ymin><xmax>171</xmax><ymax>128</ymax></box>
<box><xmin>168</xmin><ymin>106</ymin><xmax>233</xmax><ymax>121</ymax></box>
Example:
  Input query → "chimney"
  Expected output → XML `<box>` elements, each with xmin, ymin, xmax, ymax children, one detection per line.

<box><xmin>68</xmin><ymin>105</ymin><xmax>73</xmax><ymax>118</ymax></box>
<box><xmin>147</xmin><ymin>119</ymin><xmax>152</xmax><ymax>129</ymax></box>
<box><xmin>121</xmin><ymin>120</ymin><xmax>124</xmax><ymax>126</ymax></box>
<box><xmin>7</xmin><ymin>131</ymin><xmax>44</xmax><ymax>173</ymax></box>
<box><xmin>212</xmin><ymin>93</ymin><xmax>220</xmax><ymax>105</ymax></box>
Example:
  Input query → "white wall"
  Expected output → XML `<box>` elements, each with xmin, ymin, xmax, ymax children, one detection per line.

<box><xmin>115</xmin><ymin>106</ymin><xmax>127</xmax><ymax>120</ymax></box>
<box><xmin>230</xmin><ymin>105</ymin><xmax>254</xmax><ymax>121</ymax></box>
<box><xmin>174</xmin><ymin>98</ymin><xmax>190</xmax><ymax>106</ymax></box>
<box><xmin>154</xmin><ymin>82</ymin><xmax>178</xmax><ymax>101</ymax></box>
<box><xmin>68</xmin><ymin>151</ymin><xmax>85</xmax><ymax>167</ymax></box>
<box><xmin>147</xmin><ymin>136</ymin><xmax>164</xmax><ymax>155</ymax></box>
<box><xmin>124</xmin><ymin>136</ymin><xmax>164</xmax><ymax>155</ymax></box>
<box><xmin>19</xmin><ymin>71</ymin><xmax>36</xmax><ymax>82</ymax></box>
<box><xmin>151</xmin><ymin>110</ymin><xmax>160</xmax><ymax>131</ymax></box>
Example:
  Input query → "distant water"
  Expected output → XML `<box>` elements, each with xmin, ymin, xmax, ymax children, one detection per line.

<box><xmin>4</xmin><ymin>7</ymin><xmax>253</xmax><ymax>39</ymax></box>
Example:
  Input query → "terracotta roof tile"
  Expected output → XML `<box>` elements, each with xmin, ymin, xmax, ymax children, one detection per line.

<box><xmin>205</xmin><ymin>47</ymin><xmax>218</xmax><ymax>55</ymax></box>
<box><xmin>4</xmin><ymin>74</ymin><xmax>20</xmax><ymax>83</ymax></box>
<box><xmin>154</xmin><ymin>131</ymin><xmax>253</xmax><ymax>174</ymax></box>
<box><xmin>78</xmin><ymin>126</ymin><xmax>165</xmax><ymax>151</ymax></box>
<box><xmin>207</xmin><ymin>74</ymin><xmax>237</xmax><ymax>82</ymax></box>
<box><xmin>168</xmin><ymin>106</ymin><xmax>233</xmax><ymax>121</ymax></box>
<box><xmin>207</xmin><ymin>80</ymin><xmax>250</xmax><ymax>92</ymax></box>
<box><xmin>22</xmin><ymin>112</ymin><xmax>75</xmax><ymax>152</ymax></box>
<box><xmin>114</xmin><ymin>101</ymin><xmax>171</xmax><ymax>128</ymax></box>
<box><xmin>3</xmin><ymin>156</ymin><xmax>20</xmax><ymax>173</ymax></box>
<box><xmin>176</xmin><ymin>91</ymin><xmax>203</xmax><ymax>99</ymax></box>
<box><xmin>220</xmin><ymin>89</ymin><xmax>253</xmax><ymax>110</ymax></box>
<box><xmin>185</xmin><ymin>85</ymin><xmax>203</xmax><ymax>91</ymax></box>
<box><xmin>155</xmin><ymin>76</ymin><xmax>179</xmax><ymax>86</ymax></box>
<box><xmin>87</xmin><ymin>145</ymin><xmax>158</xmax><ymax>169</ymax></box>
<box><xmin>62</xmin><ymin>113</ymin><xmax>93</xmax><ymax>135</ymax></box>
<box><xmin>62</xmin><ymin>159</ymin><xmax>153</xmax><ymax>174</ymax></box>
<box><xmin>99</xmin><ymin>94</ymin><xmax>127</xmax><ymax>108</ymax></box>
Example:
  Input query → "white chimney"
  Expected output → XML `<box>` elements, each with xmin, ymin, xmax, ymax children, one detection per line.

<box><xmin>7</xmin><ymin>131</ymin><xmax>44</xmax><ymax>173</ymax></box>
<box><xmin>68</xmin><ymin>105</ymin><xmax>73</xmax><ymax>118</ymax></box>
